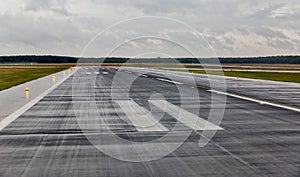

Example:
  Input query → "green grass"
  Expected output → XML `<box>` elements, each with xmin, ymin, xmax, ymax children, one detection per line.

<box><xmin>0</xmin><ymin>67</ymin><xmax>70</xmax><ymax>91</ymax></box>
<box><xmin>187</xmin><ymin>70</ymin><xmax>300</xmax><ymax>83</ymax></box>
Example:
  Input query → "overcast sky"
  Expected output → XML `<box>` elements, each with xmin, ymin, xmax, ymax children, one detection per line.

<box><xmin>0</xmin><ymin>0</ymin><xmax>300</xmax><ymax>57</ymax></box>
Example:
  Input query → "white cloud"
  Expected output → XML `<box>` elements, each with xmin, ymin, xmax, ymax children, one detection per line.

<box><xmin>270</xmin><ymin>4</ymin><xmax>300</xmax><ymax>18</ymax></box>
<box><xmin>0</xmin><ymin>0</ymin><xmax>299</xmax><ymax>57</ymax></box>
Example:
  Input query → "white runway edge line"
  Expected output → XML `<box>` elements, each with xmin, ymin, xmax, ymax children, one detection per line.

<box><xmin>116</xmin><ymin>100</ymin><xmax>168</xmax><ymax>132</ymax></box>
<box><xmin>156</xmin><ymin>78</ymin><xmax>183</xmax><ymax>85</ymax></box>
<box><xmin>0</xmin><ymin>69</ymin><xmax>75</xmax><ymax>131</ymax></box>
<box><xmin>149</xmin><ymin>100</ymin><xmax>223</xmax><ymax>130</ymax></box>
<box><xmin>209</xmin><ymin>90</ymin><xmax>300</xmax><ymax>113</ymax></box>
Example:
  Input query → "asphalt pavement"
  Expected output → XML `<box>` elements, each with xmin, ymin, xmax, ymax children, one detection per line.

<box><xmin>124</xmin><ymin>67</ymin><xmax>300</xmax><ymax>107</ymax></box>
<box><xmin>0</xmin><ymin>66</ymin><xmax>299</xmax><ymax>177</ymax></box>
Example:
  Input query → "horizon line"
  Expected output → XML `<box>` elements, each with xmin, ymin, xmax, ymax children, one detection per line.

<box><xmin>1</xmin><ymin>54</ymin><xmax>300</xmax><ymax>59</ymax></box>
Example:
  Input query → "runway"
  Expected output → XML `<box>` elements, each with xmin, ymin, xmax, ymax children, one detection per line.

<box><xmin>124</xmin><ymin>67</ymin><xmax>300</xmax><ymax>107</ymax></box>
<box><xmin>0</xmin><ymin>66</ymin><xmax>299</xmax><ymax>176</ymax></box>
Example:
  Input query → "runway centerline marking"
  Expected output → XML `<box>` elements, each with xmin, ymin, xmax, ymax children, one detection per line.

<box><xmin>149</xmin><ymin>100</ymin><xmax>223</xmax><ymax>130</ymax></box>
<box><xmin>115</xmin><ymin>100</ymin><xmax>169</xmax><ymax>132</ymax></box>
<box><xmin>156</xmin><ymin>78</ymin><xmax>183</xmax><ymax>85</ymax></box>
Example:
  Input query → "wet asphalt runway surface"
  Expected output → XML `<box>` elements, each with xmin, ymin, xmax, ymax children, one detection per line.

<box><xmin>0</xmin><ymin>67</ymin><xmax>299</xmax><ymax>177</ymax></box>
<box><xmin>125</xmin><ymin>67</ymin><xmax>300</xmax><ymax>107</ymax></box>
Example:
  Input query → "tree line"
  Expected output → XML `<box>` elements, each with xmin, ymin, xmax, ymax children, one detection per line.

<box><xmin>0</xmin><ymin>55</ymin><xmax>299</xmax><ymax>64</ymax></box>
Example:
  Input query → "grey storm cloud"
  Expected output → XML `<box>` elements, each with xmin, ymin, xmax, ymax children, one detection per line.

<box><xmin>25</xmin><ymin>0</ymin><xmax>68</xmax><ymax>13</ymax></box>
<box><xmin>0</xmin><ymin>0</ymin><xmax>299</xmax><ymax>57</ymax></box>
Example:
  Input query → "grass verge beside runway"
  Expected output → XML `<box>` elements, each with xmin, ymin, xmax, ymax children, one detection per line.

<box><xmin>172</xmin><ymin>69</ymin><xmax>300</xmax><ymax>83</ymax></box>
<box><xmin>0</xmin><ymin>65</ymin><xmax>72</xmax><ymax>91</ymax></box>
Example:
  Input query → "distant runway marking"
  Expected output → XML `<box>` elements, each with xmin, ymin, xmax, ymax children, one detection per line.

<box><xmin>142</xmin><ymin>75</ymin><xmax>148</xmax><ymax>78</ymax></box>
<box><xmin>156</xmin><ymin>78</ymin><xmax>183</xmax><ymax>85</ymax></box>
<box><xmin>94</xmin><ymin>72</ymin><xmax>99</xmax><ymax>74</ymax></box>
<box><xmin>116</xmin><ymin>100</ymin><xmax>168</xmax><ymax>132</ymax></box>
<box><xmin>0</xmin><ymin>70</ymin><xmax>74</xmax><ymax>131</ymax></box>
<box><xmin>102</xmin><ymin>72</ymin><xmax>108</xmax><ymax>75</ymax></box>
<box><xmin>149</xmin><ymin>100</ymin><xmax>223</xmax><ymax>130</ymax></box>
<box><xmin>86</xmin><ymin>72</ymin><xmax>91</xmax><ymax>74</ymax></box>
<box><xmin>209</xmin><ymin>90</ymin><xmax>300</xmax><ymax>113</ymax></box>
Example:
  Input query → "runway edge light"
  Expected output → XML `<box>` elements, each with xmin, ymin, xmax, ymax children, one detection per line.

<box><xmin>25</xmin><ymin>86</ymin><xmax>29</xmax><ymax>100</ymax></box>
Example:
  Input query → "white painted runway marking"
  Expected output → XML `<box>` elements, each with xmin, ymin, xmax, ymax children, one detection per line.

<box><xmin>102</xmin><ymin>72</ymin><xmax>108</xmax><ymax>75</ymax></box>
<box><xmin>94</xmin><ymin>72</ymin><xmax>99</xmax><ymax>74</ymax></box>
<box><xmin>149</xmin><ymin>100</ymin><xmax>223</xmax><ymax>130</ymax></box>
<box><xmin>156</xmin><ymin>78</ymin><xmax>183</xmax><ymax>85</ymax></box>
<box><xmin>208</xmin><ymin>90</ymin><xmax>300</xmax><ymax>113</ymax></box>
<box><xmin>116</xmin><ymin>100</ymin><xmax>168</xmax><ymax>132</ymax></box>
<box><xmin>86</xmin><ymin>72</ymin><xmax>91</xmax><ymax>74</ymax></box>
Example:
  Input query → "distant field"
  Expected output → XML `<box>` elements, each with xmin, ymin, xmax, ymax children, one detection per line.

<box><xmin>0</xmin><ymin>64</ymin><xmax>73</xmax><ymax>91</ymax></box>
